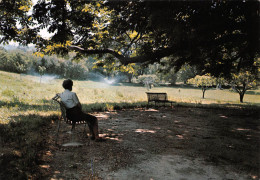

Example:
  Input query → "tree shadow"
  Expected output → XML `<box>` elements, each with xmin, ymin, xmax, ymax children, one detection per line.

<box><xmin>0</xmin><ymin>113</ymin><xmax>55</xmax><ymax>179</ymax></box>
<box><xmin>1</xmin><ymin>101</ymin><xmax>259</xmax><ymax>179</ymax></box>
<box><xmin>96</xmin><ymin>106</ymin><xmax>260</xmax><ymax>177</ymax></box>
<box><xmin>0</xmin><ymin>100</ymin><xmax>56</xmax><ymax>110</ymax></box>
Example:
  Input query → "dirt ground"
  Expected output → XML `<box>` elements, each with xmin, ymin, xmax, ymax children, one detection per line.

<box><xmin>40</xmin><ymin>106</ymin><xmax>259</xmax><ymax>180</ymax></box>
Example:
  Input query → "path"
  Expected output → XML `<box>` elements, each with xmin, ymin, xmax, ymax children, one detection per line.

<box><xmin>40</xmin><ymin>107</ymin><xmax>259</xmax><ymax>180</ymax></box>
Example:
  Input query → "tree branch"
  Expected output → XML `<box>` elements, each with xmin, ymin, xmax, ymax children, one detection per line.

<box><xmin>68</xmin><ymin>45</ymin><xmax>175</xmax><ymax>65</ymax></box>
<box><xmin>123</xmin><ymin>31</ymin><xmax>142</xmax><ymax>56</ymax></box>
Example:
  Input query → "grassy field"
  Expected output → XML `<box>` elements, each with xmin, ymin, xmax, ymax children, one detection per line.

<box><xmin>0</xmin><ymin>70</ymin><xmax>259</xmax><ymax>124</ymax></box>
<box><xmin>0</xmin><ymin>70</ymin><xmax>259</xmax><ymax>179</ymax></box>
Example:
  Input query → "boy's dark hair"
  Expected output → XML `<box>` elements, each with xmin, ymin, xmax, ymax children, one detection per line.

<box><xmin>62</xmin><ymin>79</ymin><xmax>73</xmax><ymax>89</ymax></box>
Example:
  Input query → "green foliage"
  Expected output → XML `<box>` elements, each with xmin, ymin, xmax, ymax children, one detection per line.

<box><xmin>231</xmin><ymin>72</ymin><xmax>257</xmax><ymax>89</ymax></box>
<box><xmin>38</xmin><ymin>65</ymin><xmax>46</xmax><ymax>76</ymax></box>
<box><xmin>0</xmin><ymin>48</ymin><xmax>92</xmax><ymax>80</ymax></box>
<box><xmin>0</xmin><ymin>0</ymin><xmax>33</xmax><ymax>44</ymax></box>
<box><xmin>216</xmin><ymin>77</ymin><xmax>227</xmax><ymax>89</ymax></box>
<box><xmin>136</xmin><ymin>74</ymin><xmax>159</xmax><ymax>84</ymax></box>
<box><xmin>176</xmin><ymin>64</ymin><xmax>197</xmax><ymax>84</ymax></box>
<box><xmin>0</xmin><ymin>49</ymin><xmax>31</xmax><ymax>73</ymax></box>
<box><xmin>188</xmin><ymin>75</ymin><xmax>216</xmax><ymax>88</ymax></box>
<box><xmin>231</xmin><ymin>71</ymin><xmax>257</xmax><ymax>103</ymax></box>
<box><xmin>1</xmin><ymin>0</ymin><xmax>258</xmax><ymax>80</ymax></box>
<box><xmin>187</xmin><ymin>75</ymin><xmax>216</xmax><ymax>98</ymax></box>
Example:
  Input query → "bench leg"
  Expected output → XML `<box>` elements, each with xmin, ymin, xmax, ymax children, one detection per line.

<box><xmin>83</xmin><ymin>123</ymin><xmax>88</xmax><ymax>138</ymax></box>
<box><xmin>71</xmin><ymin>122</ymin><xmax>76</xmax><ymax>131</ymax></box>
<box><xmin>55</xmin><ymin>117</ymin><xmax>62</xmax><ymax>144</ymax></box>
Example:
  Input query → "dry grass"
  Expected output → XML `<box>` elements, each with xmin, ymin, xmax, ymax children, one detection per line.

<box><xmin>0</xmin><ymin>70</ymin><xmax>259</xmax><ymax>179</ymax></box>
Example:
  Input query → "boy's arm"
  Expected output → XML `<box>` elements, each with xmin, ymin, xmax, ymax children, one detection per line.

<box><xmin>52</xmin><ymin>93</ymin><xmax>60</xmax><ymax>101</ymax></box>
<box><xmin>73</xmin><ymin>93</ymin><xmax>82</xmax><ymax>110</ymax></box>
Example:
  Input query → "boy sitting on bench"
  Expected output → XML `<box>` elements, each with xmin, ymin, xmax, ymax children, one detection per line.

<box><xmin>57</xmin><ymin>79</ymin><xmax>102</xmax><ymax>142</ymax></box>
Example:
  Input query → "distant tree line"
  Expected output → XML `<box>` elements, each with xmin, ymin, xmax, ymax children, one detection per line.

<box><xmin>0</xmin><ymin>47</ymin><xmax>91</xmax><ymax>80</ymax></box>
<box><xmin>0</xmin><ymin>47</ymin><xmax>199</xmax><ymax>83</ymax></box>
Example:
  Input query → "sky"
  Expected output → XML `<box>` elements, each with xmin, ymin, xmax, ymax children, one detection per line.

<box><xmin>8</xmin><ymin>0</ymin><xmax>52</xmax><ymax>46</ymax></box>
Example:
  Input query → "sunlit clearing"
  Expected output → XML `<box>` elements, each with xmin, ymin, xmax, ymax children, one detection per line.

<box><xmin>135</xmin><ymin>129</ymin><xmax>156</xmax><ymax>133</ymax></box>
<box><xmin>220</xmin><ymin>115</ymin><xmax>228</xmax><ymax>119</ymax></box>
<box><xmin>236</xmin><ymin>128</ymin><xmax>251</xmax><ymax>131</ymax></box>
<box><xmin>13</xmin><ymin>150</ymin><xmax>22</xmax><ymax>157</ymax></box>
<box><xmin>99</xmin><ymin>133</ymin><xmax>122</xmax><ymax>142</ymax></box>
<box><xmin>45</xmin><ymin>151</ymin><xmax>53</xmax><ymax>156</ymax></box>
<box><xmin>145</xmin><ymin>108</ymin><xmax>159</xmax><ymax>112</ymax></box>
<box><xmin>40</xmin><ymin>165</ymin><xmax>50</xmax><ymax>169</ymax></box>
<box><xmin>176</xmin><ymin>134</ymin><xmax>184</xmax><ymax>139</ymax></box>
<box><xmin>95</xmin><ymin>114</ymin><xmax>109</xmax><ymax>118</ymax></box>
<box><xmin>251</xmin><ymin>175</ymin><xmax>258</xmax><ymax>179</ymax></box>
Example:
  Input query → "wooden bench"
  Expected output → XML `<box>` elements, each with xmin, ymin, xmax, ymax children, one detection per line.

<box><xmin>146</xmin><ymin>92</ymin><xmax>174</xmax><ymax>106</ymax></box>
<box><xmin>52</xmin><ymin>94</ymin><xmax>87</xmax><ymax>144</ymax></box>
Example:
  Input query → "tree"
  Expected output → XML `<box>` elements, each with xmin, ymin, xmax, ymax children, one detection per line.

<box><xmin>187</xmin><ymin>75</ymin><xmax>216</xmax><ymax>99</ymax></box>
<box><xmin>215</xmin><ymin>77</ymin><xmax>227</xmax><ymax>90</ymax></box>
<box><xmin>0</xmin><ymin>0</ymin><xmax>259</xmax><ymax>77</ymax></box>
<box><xmin>38</xmin><ymin>65</ymin><xmax>46</xmax><ymax>83</ymax></box>
<box><xmin>176</xmin><ymin>64</ymin><xmax>197</xmax><ymax>84</ymax></box>
<box><xmin>231</xmin><ymin>71</ymin><xmax>257</xmax><ymax>103</ymax></box>
<box><xmin>12</xmin><ymin>52</ymin><xmax>29</xmax><ymax>75</ymax></box>
<box><xmin>136</xmin><ymin>74</ymin><xmax>159</xmax><ymax>91</ymax></box>
<box><xmin>0</xmin><ymin>0</ymin><xmax>34</xmax><ymax>45</ymax></box>
<box><xmin>16</xmin><ymin>63</ymin><xmax>27</xmax><ymax>79</ymax></box>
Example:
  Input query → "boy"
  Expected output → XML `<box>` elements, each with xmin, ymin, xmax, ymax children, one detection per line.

<box><xmin>55</xmin><ymin>79</ymin><xmax>101</xmax><ymax>141</ymax></box>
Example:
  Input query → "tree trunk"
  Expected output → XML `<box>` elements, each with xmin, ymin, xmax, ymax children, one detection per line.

<box><xmin>239</xmin><ymin>93</ymin><xmax>244</xmax><ymax>103</ymax></box>
<box><xmin>202</xmin><ymin>88</ymin><xmax>206</xmax><ymax>99</ymax></box>
<box><xmin>239</xmin><ymin>84</ymin><xmax>247</xmax><ymax>103</ymax></box>
<box><xmin>127</xmin><ymin>74</ymin><xmax>133</xmax><ymax>83</ymax></box>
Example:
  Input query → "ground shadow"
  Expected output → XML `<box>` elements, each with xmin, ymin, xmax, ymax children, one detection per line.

<box><xmin>0</xmin><ymin>100</ymin><xmax>56</xmax><ymax>111</ymax></box>
<box><xmin>0</xmin><ymin>113</ymin><xmax>55</xmax><ymax>179</ymax></box>
<box><xmin>1</xmin><ymin>99</ymin><xmax>260</xmax><ymax>179</ymax></box>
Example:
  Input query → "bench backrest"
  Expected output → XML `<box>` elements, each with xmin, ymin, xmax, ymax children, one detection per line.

<box><xmin>146</xmin><ymin>92</ymin><xmax>168</xmax><ymax>101</ymax></box>
<box><xmin>52</xmin><ymin>94</ymin><xmax>73</xmax><ymax>124</ymax></box>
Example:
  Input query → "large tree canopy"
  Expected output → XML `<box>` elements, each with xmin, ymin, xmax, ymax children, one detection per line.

<box><xmin>0</xmin><ymin>0</ymin><xmax>259</xmax><ymax>78</ymax></box>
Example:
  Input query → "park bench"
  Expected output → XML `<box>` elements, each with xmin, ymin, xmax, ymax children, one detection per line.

<box><xmin>146</xmin><ymin>92</ymin><xmax>174</xmax><ymax>106</ymax></box>
<box><xmin>52</xmin><ymin>94</ymin><xmax>87</xmax><ymax>144</ymax></box>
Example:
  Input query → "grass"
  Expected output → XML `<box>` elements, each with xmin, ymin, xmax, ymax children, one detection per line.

<box><xmin>0</xmin><ymin>70</ymin><xmax>259</xmax><ymax>178</ymax></box>
<box><xmin>0</xmin><ymin>70</ymin><xmax>259</xmax><ymax>124</ymax></box>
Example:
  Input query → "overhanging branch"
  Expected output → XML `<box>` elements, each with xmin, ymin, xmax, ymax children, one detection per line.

<box><xmin>68</xmin><ymin>45</ymin><xmax>174</xmax><ymax>65</ymax></box>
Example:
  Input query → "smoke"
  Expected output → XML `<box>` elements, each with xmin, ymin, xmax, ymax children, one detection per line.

<box><xmin>39</xmin><ymin>74</ymin><xmax>58</xmax><ymax>83</ymax></box>
<box><xmin>26</xmin><ymin>70</ymin><xmax>58</xmax><ymax>83</ymax></box>
<box><xmin>87</xmin><ymin>72</ymin><xmax>128</xmax><ymax>85</ymax></box>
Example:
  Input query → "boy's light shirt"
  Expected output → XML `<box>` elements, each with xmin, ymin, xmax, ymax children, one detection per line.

<box><xmin>59</xmin><ymin>89</ymin><xmax>80</xmax><ymax>109</ymax></box>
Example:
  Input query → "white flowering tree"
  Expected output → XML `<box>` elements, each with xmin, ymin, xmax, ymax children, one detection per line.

<box><xmin>137</xmin><ymin>74</ymin><xmax>159</xmax><ymax>91</ymax></box>
<box><xmin>188</xmin><ymin>75</ymin><xmax>216</xmax><ymax>99</ymax></box>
